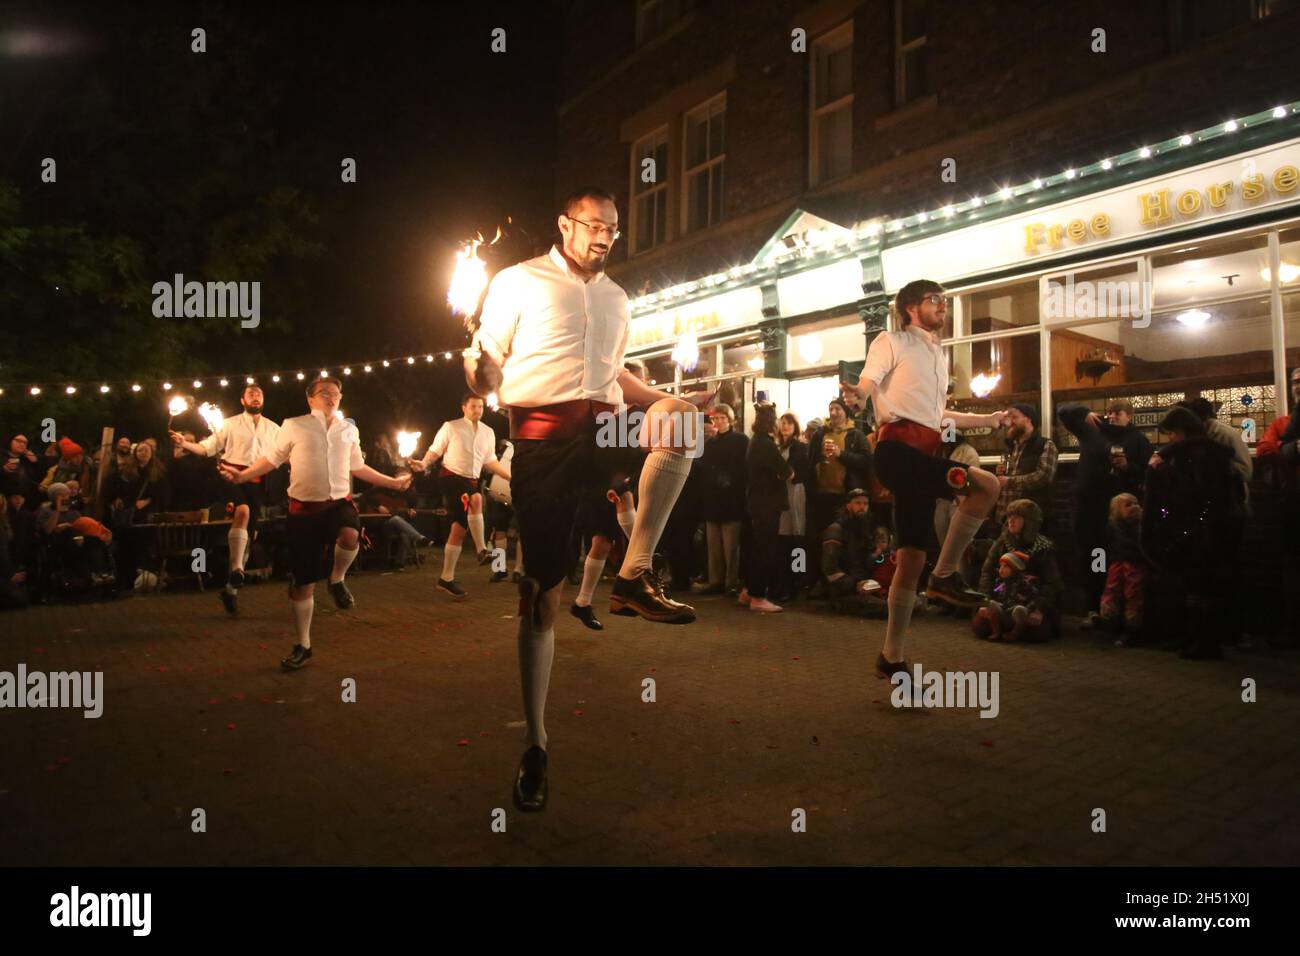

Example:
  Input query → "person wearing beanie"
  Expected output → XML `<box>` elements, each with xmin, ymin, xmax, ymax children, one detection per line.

<box><xmin>973</xmin><ymin>547</ymin><xmax>1042</xmax><ymax>642</ymax></box>
<box><xmin>974</xmin><ymin>498</ymin><xmax>1064</xmax><ymax>641</ymax></box>
<box><xmin>1143</xmin><ymin>406</ymin><xmax>1245</xmax><ymax>659</ymax></box>
<box><xmin>1157</xmin><ymin>399</ymin><xmax>1252</xmax><ymax>498</ymax></box>
<box><xmin>40</xmin><ymin>439</ymin><xmax>95</xmax><ymax>510</ymax></box>
<box><xmin>992</xmin><ymin>402</ymin><xmax>1057</xmax><ymax>526</ymax></box>
<box><xmin>807</xmin><ymin>396</ymin><xmax>871</xmax><ymax>586</ymax></box>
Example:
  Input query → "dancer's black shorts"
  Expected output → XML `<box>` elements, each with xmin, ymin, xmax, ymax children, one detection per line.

<box><xmin>436</xmin><ymin>472</ymin><xmax>480</xmax><ymax>527</ymax></box>
<box><xmin>223</xmin><ymin>469</ymin><xmax>265</xmax><ymax>529</ymax></box>
<box><xmin>512</xmin><ymin>418</ymin><xmax>642</xmax><ymax>592</ymax></box>
<box><xmin>873</xmin><ymin>439</ymin><xmax>975</xmax><ymax>551</ymax></box>
<box><xmin>287</xmin><ymin>499</ymin><xmax>361</xmax><ymax>587</ymax></box>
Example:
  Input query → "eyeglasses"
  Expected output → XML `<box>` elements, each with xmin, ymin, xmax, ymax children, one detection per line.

<box><xmin>565</xmin><ymin>215</ymin><xmax>621</xmax><ymax>241</ymax></box>
<box><xmin>922</xmin><ymin>294</ymin><xmax>948</xmax><ymax>307</ymax></box>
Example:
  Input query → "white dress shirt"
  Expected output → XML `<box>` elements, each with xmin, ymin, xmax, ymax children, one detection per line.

<box><xmin>476</xmin><ymin>245</ymin><xmax>630</xmax><ymax>407</ymax></box>
<box><xmin>862</xmin><ymin>325</ymin><xmax>949</xmax><ymax>431</ymax></box>
<box><xmin>421</xmin><ymin>418</ymin><xmax>497</xmax><ymax>480</ymax></box>
<box><xmin>266</xmin><ymin>409</ymin><xmax>363</xmax><ymax>502</ymax></box>
<box><xmin>199</xmin><ymin>411</ymin><xmax>281</xmax><ymax>465</ymax></box>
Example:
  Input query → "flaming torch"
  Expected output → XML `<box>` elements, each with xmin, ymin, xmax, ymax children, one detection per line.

<box><xmin>197</xmin><ymin>402</ymin><xmax>224</xmax><ymax>434</ymax></box>
<box><xmin>448</xmin><ymin>225</ymin><xmax>504</xmax><ymax>331</ymax></box>
<box><xmin>672</xmin><ymin>328</ymin><xmax>700</xmax><ymax>374</ymax></box>
<box><xmin>396</xmin><ymin>429</ymin><xmax>421</xmax><ymax>460</ymax></box>
<box><xmin>969</xmin><ymin>372</ymin><xmax>1002</xmax><ymax>398</ymax></box>
<box><xmin>166</xmin><ymin>394</ymin><xmax>192</xmax><ymax>431</ymax></box>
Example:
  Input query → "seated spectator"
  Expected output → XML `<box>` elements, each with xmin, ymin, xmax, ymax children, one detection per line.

<box><xmin>3</xmin><ymin>434</ymin><xmax>44</xmax><ymax>502</ymax></box>
<box><xmin>1142</xmin><ymin>406</ymin><xmax>1245</xmax><ymax>659</ymax></box>
<box><xmin>36</xmin><ymin>482</ymin><xmax>113</xmax><ymax>587</ymax></box>
<box><xmin>40</xmin><ymin>438</ymin><xmax>95</xmax><ymax>510</ymax></box>
<box><xmin>1099</xmin><ymin>492</ymin><xmax>1148</xmax><ymax>646</ymax></box>
<box><xmin>992</xmin><ymin>404</ymin><xmax>1057</xmax><ymax>526</ymax></box>
<box><xmin>820</xmin><ymin>489</ymin><xmax>875</xmax><ymax>598</ymax></box>
<box><xmin>973</xmin><ymin>550</ymin><xmax>1043</xmax><ymax>641</ymax></box>
<box><xmin>976</xmin><ymin>498</ymin><xmax>1064</xmax><ymax>641</ymax></box>
<box><xmin>361</xmin><ymin>471</ymin><xmax>430</xmax><ymax>569</ymax></box>
<box><xmin>808</xmin><ymin>399</ymin><xmax>871</xmax><ymax>582</ymax></box>
<box><xmin>5</xmin><ymin>491</ymin><xmax>37</xmax><ymax>577</ymax></box>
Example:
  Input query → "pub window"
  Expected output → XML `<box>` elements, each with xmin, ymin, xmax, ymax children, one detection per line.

<box><xmin>1277</xmin><ymin>226</ymin><xmax>1300</xmax><ymax>374</ymax></box>
<box><xmin>894</xmin><ymin>0</ymin><xmax>931</xmax><ymax>109</ymax></box>
<box><xmin>683</xmin><ymin>94</ymin><xmax>725</xmax><ymax>233</ymax></box>
<box><xmin>630</xmin><ymin>128</ymin><xmax>669</xmax><ymax>255</ymax></box>
<box><xmin>1166</xmin><ymin>0</ymin><xmax>1276</xmax><ymax>50</ymax></box>
<box><xmin>810</xmin><ymin>23</ymin><xmax>853</xmax><ymax>186</ymax></box>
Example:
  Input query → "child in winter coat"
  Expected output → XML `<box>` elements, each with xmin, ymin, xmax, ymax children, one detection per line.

<box><xmin>1100</xmin><ymin>492</ymin><xmax>1148</xmax><ymax>645</ymax></box>
<box><xmin>973</xmin><ymin>550</ymin><xmax>1042</xmax><ymax>641</ymax></box>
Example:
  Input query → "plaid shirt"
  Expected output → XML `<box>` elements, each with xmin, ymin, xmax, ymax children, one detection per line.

<box><xmin>994</xmin><ymin>437</ymin><xmax>1058</xmax><ymax>524</ymax></box>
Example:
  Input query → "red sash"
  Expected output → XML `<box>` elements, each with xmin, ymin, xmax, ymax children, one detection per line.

<box><xmin>509</xmin><ymin>399</ymin><xmax>616</xmax><ymax>441</ymax></box>
<box><xmin>878</xmin><ymin>420</ymin><xmax>943</xmax><ymax>457</ymax></box>
<box><xmin>221</xmin><ymin>460</ymin><xmax>263</xmax><ymax>484</ymax></box>
<box><xmin>288</xmin><ymin>496</ymin><xmax>351</xmax><ymax>516</ymax></box>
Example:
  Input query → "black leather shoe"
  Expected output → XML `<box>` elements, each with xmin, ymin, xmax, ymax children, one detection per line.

<box><xmin>219</xmin><ymin>589</ymin><xmax>238</xmax><ymax>616</ymax></box>
<box><xmin>925</xmin><ymin>572</ymin><xmax>986</xmax><ymax>608</ymax></box>
<box><xmin>570</xmin><ymin>603</ymin><xmax>604</xmax><ymax>630</ymax></box>
<box><xmin>329</xmin><ymin>580</ymin><xmax>355</xmax><ymax>609</ymax></box>
<box><xmin>874</xmin><ymin>653</ymin><xmax>912</xmax><ymax>681</ymax></box>
<box><xmin>610</xmin><ymin>571</ymin><xmax>695</xmax><ymax>624</ymax></box>
<box><xmin>227</xmin><ymin>568</ymin><xmax>245</xmax><ymax>589</ymax></box>
<box><xmin>512</xmin><ymin>745</ymin><xmax>548</xmax><ymax>812</ymax></box>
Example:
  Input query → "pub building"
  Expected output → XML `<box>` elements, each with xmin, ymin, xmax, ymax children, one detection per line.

<box><xmin>617</xmin><ymin>102</ymin><xmax>1300</xmax><ymax>624</ymax></box>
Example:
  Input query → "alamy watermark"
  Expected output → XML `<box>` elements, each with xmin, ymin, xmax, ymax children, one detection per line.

<box><xmin>152</xmin><ymin>273</ymin><xmax>260</xmax><ymax>328</ymax></box>
<box><xmin>0</xmin><ymin>664</ymin><xmax>103</xmax><ymax>718</ymax></box>
<box><xmin>890</xmin><ymin>666</ymin><xmax>999</xmax><ymax>718</ymax></box>
<box><xmin>50</xmin><ymin>886</ymin><xmax>151</xmax><ymax>936</ymax></box>
<box><xmin>1043</xmin><ymin>276</ymin><xmax>1150</xmax><ymax>328</ymax></box>
<box><xmin>595</xmin><ymin>408</ymin><xmax>704</xmax><ymax>459</ymax></box>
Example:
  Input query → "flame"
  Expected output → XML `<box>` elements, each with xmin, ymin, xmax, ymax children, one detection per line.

<box><xmin>197</xmin><ymin>402</ymin><xmax>224</xmax><ymax>432</ymax></box>
<box><xmin>672</xmin><ymin>329</ymin><xmax>700</xmax><ymax>372</ymax></box>
<box><xmin>485</xmin><ymin>392</ymin><xmax>499</xmax><ymax>410</ymax></box>
<box><xmin>167</xmin><ymin>396</ymin><xmax>190</xmax><ymax>417</ymax></box>
<box><xmin>970</xmin><ymin>372</ymin><xmax>1002</xmax><ymax>398</ymax></box>
<box><xmin>396</xmin><ymin>429</ymin><xmax>421</xmax><ymax>458</ymax></box>
<box><xmin>448</xmin><ymin>226</ymin><xmax>505</xmax><ymax>321</ymax></box>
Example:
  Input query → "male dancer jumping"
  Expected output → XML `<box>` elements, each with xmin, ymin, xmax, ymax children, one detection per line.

<box><xmin>170</xmin><ymin>383</ymin><xmax>280</xmax><ymax>615</ymax></box>
<box><xmin>840</xmin><ymin>280</ymin><xmax>1009</xmax><ymax>681</ymax></box>
<box><xmin>464</xmin><ymin>186</ymin><xmax>707</xmax><ymax>811</ymax></box>
<box><xmin>409</xmin><ymin>393</ymin><xmax>511</xmax><ymax>598</ymax></box>
<box><xmin>218</xmin><ymin>377</ymin><xmax>411</xmax><ymax>669</ymax></box>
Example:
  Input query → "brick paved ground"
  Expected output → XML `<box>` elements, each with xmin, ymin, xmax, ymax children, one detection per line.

<box><xmin>2</xmin><ymin>555</ymin><xmax>1298</xmax><ymax>867</ymax></box>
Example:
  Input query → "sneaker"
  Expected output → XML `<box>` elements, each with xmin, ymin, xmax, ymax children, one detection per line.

<box><xmin>749</xmin><ymin>597</ymin><xmax>783</xmax><ymax>612</ymax></box>
<box><xmin>281</xmin><ymin>644</ymin><xmax>312</xmax><ymax>670</ymax></box>
<box><xmin>924</xmin><ymin>572</ymin><xmax>986</xmax><ymax>608</ymax></box>
<box><xmin>228</xmin><ymin>568</ymin><xmax>246</xmax><ymax>589</ymax></box>
<box><xmin>328</xmin><ymin>580</ymin><xmax>355</xmax><ymax>610</ymax></box>
<box><xmin>438</xmin><ymin>578</ymin><xmax>467</xmax><ymax>599</ymax></box>
<box><xmin>219</xmin><ymin>589</ymin><xmax>238</xmax><ymax>616</ymax></box>
<box><xmin>490</xmin><ymin>570</ymin><xmax>508</xmax><ymax>583</ymax></box>
<box><xmin>610</xmin><ymin>571</ymin><xmax>696</xmax><ymax>624</ymax></box>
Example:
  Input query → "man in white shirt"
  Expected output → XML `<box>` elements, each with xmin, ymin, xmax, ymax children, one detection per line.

<box><xmin>464</xmin><ymin>186</ymin><xmax>706</xmax><ymax>812</ymax></box>
<box><xmin>841</xmin><ymin>280</ymin><xmax>1009</xmax><ymax>683</ymax></box>
<box><xmin>409</xmin><ymin>393</ymin><xmax>511</xmax><ymax>597</ymax></box>
<box><xmin>220</xmin><ymin>377</ymin><xmax>411</xmax><ymax>670</ymax></box>
<box><xmin>170</xmin><ymin>384</ymin><xmax>280</xmax><ymax>616</ymax></box>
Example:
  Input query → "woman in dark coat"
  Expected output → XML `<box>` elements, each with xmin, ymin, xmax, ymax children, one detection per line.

<box><xmin>743</xmin><ymin>403</ymin><xmax>790</xmax><ymax>612</ymax></box>
<box><xmin>774</xmin><ymin>412</ymin><xmax>811</xmax><ymax>601</ymax></box>
<box><xmin>1141</xmin><ymin>407</ymin><xmax>1245</xmax><ymax>659</ymax></box>
<box><xmin>694</xmin><ymin>403</ymin><xmax>749</xmax><ymax>594</ymax></box>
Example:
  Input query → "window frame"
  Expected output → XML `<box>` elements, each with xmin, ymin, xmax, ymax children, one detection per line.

<box><xmin>682</xmin><ymin>92</ymin><xmax>727</xmax><ymax>235</ymax></box>
<box><xmin>809</xmin><ymin>21</ymin><xmax>854</xmax><ymax>187</ymax></box>
<box><xmin>893</xmin><ymin>0</ymin><xmax>929</xmax><ymax>110</ymax></box>
<box><xmin>629</xmin><ymin>125</ymin><xmax>671</xmax><ymax>256</ymax></box>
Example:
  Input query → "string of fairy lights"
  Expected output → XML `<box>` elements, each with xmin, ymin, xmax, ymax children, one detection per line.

<box><xmin>0</xmin><ymin>350</ymin><xmax>471</xmax><ymax>401</ymax></box>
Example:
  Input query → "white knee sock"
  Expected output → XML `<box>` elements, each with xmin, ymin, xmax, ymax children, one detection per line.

<box><xmin>619</xmin><ymin>451</ymin><xmax>691</xmax><ymax>578</ymax></box>
<box><xmin>329</xmin><ymin>543</ymin><xmax>358</xmax><ymax>584</ymax></box>
<box><xmin>468</xmin><ymin>514</ymin><xmax>487</xmax><ymax>553</ymax></box>
<box><xmin>517</xmin><ymin>619</ymin><xmax>555</xmax><ymax>750</ymax></box>
<box><xmin>227</xmin><ymin>528</ymin><xmax>249</xmax><ymax>587</ymax></box>
<box><xmin>513</xmin><ymin>540</ymin><xmax>523</xmax><ymax>573</ymax></box>
<box><xmin>617</xmin><ymin>507</ymin><xmax>636</xmax><ymax>540</ymax></box>
<box><xmin>883</xmin><ymin>588</ymin><xmax>917</xmax><ymax>662</ymax></box>
<box><xmin>441</xmin><ymin>544</ymin><xmax>461</xmax><ymax>581</ymax></box>
<box><xmin>576</xmin><ymin>555</ymin><xmax>604</xmax><ymax>607</ymax></box>
<box><xmin>293</xmin><ymin>596</ymin><xmax>314</xmax><ymax>649</ymax></box>
<box><xmin>934</xmin><ymin>510</ymin><xmax>984</xmax><ymax>579</ymax></box>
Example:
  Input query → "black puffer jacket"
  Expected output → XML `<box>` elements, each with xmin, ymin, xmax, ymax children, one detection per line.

<box><xmin>978</xmin><ymin>498</ymin><xmax>1065</xmax><ymax>636</ymax></box>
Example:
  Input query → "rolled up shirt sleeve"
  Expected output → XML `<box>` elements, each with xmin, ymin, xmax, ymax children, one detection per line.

<box><xmin>265</xmin><ymin>424</ymin><xmax>294</xmax><ymax>469</ymax></box>
<box><xmin>862</xmin><ymin>333</ymin><xmax>895</xmax><ymax>387</ymax></box>
<box><xmin>476</xmin><ymin>269</ymin><xmax>520</xmax><ymax>363</ymax></box>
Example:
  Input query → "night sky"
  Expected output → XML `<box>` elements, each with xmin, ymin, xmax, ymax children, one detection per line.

<box><xmin>1</xmin><ymin>0</ymin><xmax>560</xmax><ymax>443</ymax></box>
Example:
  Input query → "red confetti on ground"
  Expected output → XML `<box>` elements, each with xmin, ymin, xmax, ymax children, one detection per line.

<box><xmin>713</xmin><ymin>627</ymin><xmax>720</xmax><ymax>634</ymax></box>
<box><xmin>217</xmin><ymin>668</ymin><xmax>225</xmax><ymax>674</ymax></box>
<box><xmin>479</xmin><ymin>731</ymin><xmax>489</xmax><ymax>737</ymax></box>
<box><xmin>226</xmin><ymin>723</ymin><xmax>237</xmax><ymax>730</ymax></box>
<box><xmin>258</xmin><ymin>644</ymin><xmax>267</xmax><ymax>650</ymax></box>
<box><xmin>57</xmin><ymin>756</ymin><xmax>71</xmax><ymax>764</ymax></box>
<box><xmin>33</xmin><ymin>647</ymin><xmax>45</xmax><ymax>654</ymax></box>
<box><xmin>872</xmin><ymin>699</ymin><xmax>880</xmax><ymax>704</ymax></box>
<box><xmin>769</xmin><ymin>667</ymin><xmax>779</xmax><ymax>672</ymax></box>
<box><xmin>45</xmin><ymin>764</ymin><xmax>59</xmax><ymax>773</ymax></box>
<box><xmin>791</xmin><ymin>656</ymin><xmax>800</xmax><ymax>661</ymax></box>
<box><xmin>222</xmin><ymin>768</ymin><xmax>234</xmax><ymax>775</ymax></box>
<box><xmin>981</xmin><ymin>740</ymin><xmax>994</xmax><ymax>747</ymax></box>
<box><xmin>260</xmin><ymin>697</ymin><xmax>271</xmax><ymax>704</ymax></box>
<box><xmin>728</xmin><ymin>719</ymin><xmax>741</xmax><ymax>725</ymax></box>
<box><xmin>573</xmin><ymin>709</ymin><xmax>584</xmax><ymax>716</ymax></box>
<box><xmin>761</xmin><ymin>645</ymin><xmax>769</xmax><ymax>651</ymax></box>
<box><xmin>231</xmin><ymin>694</ymin><xmax>244</xmax><ymax>701</ymax></box>
<box><xmin>456</xmin><ymin>738</ymin><xmax>470</xmax><ymax>746</ymax></box>
<box><xmin>207</xmin><ymin>698</ymin><xmax>219</xmax><ymax>705</ymax></box>
<box><xmin>157</xmin><ymin>666</ymin><xmax>167</xmax><ymax>672</ymax></box>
